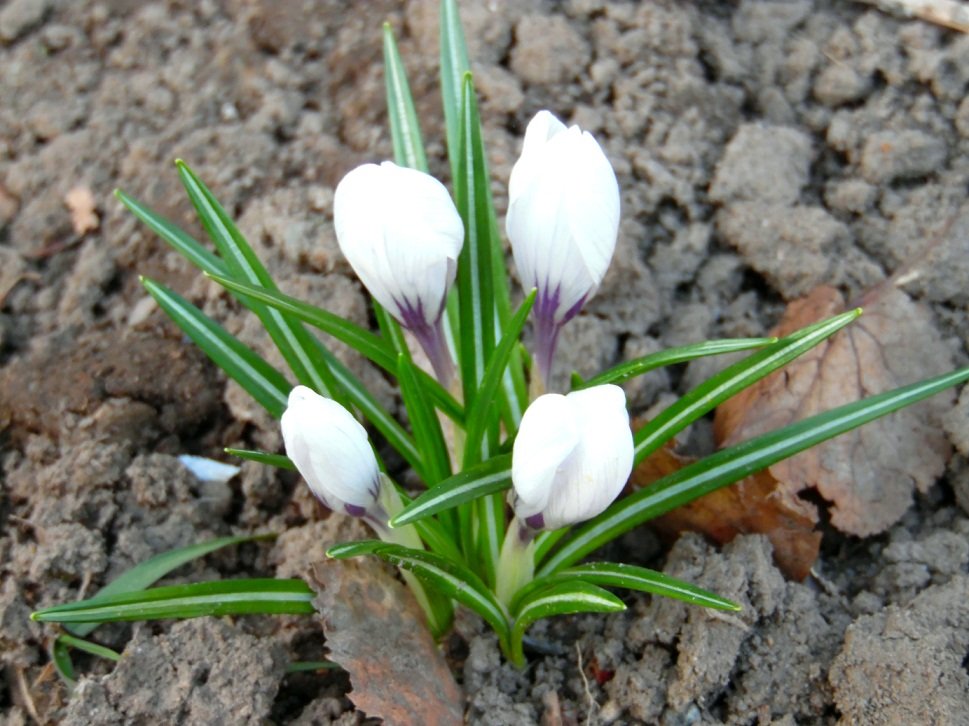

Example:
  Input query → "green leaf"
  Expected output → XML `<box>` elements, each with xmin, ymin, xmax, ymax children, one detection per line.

<box><xmin>50</xmin><ymin>639</ymin><xmax>76</xmax><ymax>688</ymax></box>
<box><xmin>207</xmin><ymin>273</ymin><xmax>463</xmax><ymax>423</ymax></box>
<box><xmin>439</xmin><ymin>0</ymin><xmax>471</xmax><ymax>182</ymax></box>
<box><xmin>540</xmin><ymin>364</ymin><xmax>969</xmax><ymax>575</ymax></box>
<box><xmin>141</xmin><ymin>278</ymin><xmax>290</xmax><ymax>417</ymax></box>
<box><xmin>634</xmin><ymin>309</ymin><xmax>861</xmax><ymax>464</ymax></box>
<box><xmin>207</xmin><ymin>272</ymin><xmax>397</xmax><ymax>372</ymax></box>
<box><xmin>224</xmin><ymin>448</ymin><xmax>294</xmax><ymax>470</ymax></box>
<box><xmin>390</xmin><ymin>454</ymin><xmax>512</xmax><ymax>527</ymax></box>
<box><xmin>438</xmin><ymin>0</ymin><xmax>526</xmax><ymax>432</ymax></box>
<box><xmin>32</xmin><ymin>579</ymin><xmax>314</xmax><ymax>623</ymax></box>
<box><xmin>396</xmin><ymin>355</ymin><xmax>452</xmax><ymax>485</ymax></box>
<box><xmin>116</xmin><ymin>189</ymin><xmax>226</xmax><ymax>275</ymax></box>
<box><xmin>463</xmin><ymin>290</ymin><xmax>536</xmax><ymax>468</ymax></box>
<box><xmin>454</xmin><ymin>73</ymin><xmax>497</xmax><ymax>415</ymax></box>
<box><xmin>574</xmin><ymin>337</ymin><xmax>777</xmax><ymax>390</ymax></box>
<box><xmin>328</xmin><ymin>540</ymin><xmax>510</xmax><ymax>643</ymax></box>
<box><xmin>175</xmin><ymin>160</ymin><xmax>343</xmax><ymax>403</ymax></box>
<box><xmin>56</xmin><ymin>633</ymin><xmax>121</xmax><ymax>662</ymax></box>
<box><xmin>507</xmin><ymin>581</ymin><xmax>625</xmax><ymax>667</ymax></box>
<box><xmin>511</xmin><ymin>562</ymin><xmax>740</xmax><ymax>615</ymax></box>
<box><xmin>383</xmin><ymin>22</ymin><xmax>428</xmax><ymax>173</ymax></box>
<box><xmin>64</xmin><ymin>533</ymin><xmax>277</xmax><ymax>637</ymax></box>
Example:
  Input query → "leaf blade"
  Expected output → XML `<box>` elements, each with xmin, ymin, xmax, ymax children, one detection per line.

<box><xmin>141</xmin><ymin>278</ymin><xmax>290</xmax><ymax>417</ymax></box>
<box><xmin>634</xmin><ymin>309</ymin><xmax>861</xmax><ymax>464</ymax></box>
<box><xmin>390</xmin><ymin>454</ymin><xmax>512</xmax><ymax>527</ymax></box>
<box><xmin>33</xmin><ymin>579</ymin><xmax>315</xmax><ymax>623</ymax></box>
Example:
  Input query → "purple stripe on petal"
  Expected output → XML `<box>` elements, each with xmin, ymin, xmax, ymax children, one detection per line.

<box><xmin>344</xmin><ymin>503</ymin><xmax>368</xmax><ymax>518</ymax></box>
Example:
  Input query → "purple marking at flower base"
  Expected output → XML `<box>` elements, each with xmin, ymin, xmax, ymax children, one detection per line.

<box><xmin>344</xmin><ymin>503</ymin><xmax>367</xmax><ymax>518</ymax></box>
<box><xmin>532</xmin><ymin>287</ymin><xmax>587</xmax><ymax>383</ymax></box>
<box><xmin>396</xmin><ymin>297</ymin><xmax>455</xmax><ymax>387</ymax></box>
<box><xmin>524</xmin><ymin>512</ymin><xmax>545</xmax><ymax>531</ymax></box>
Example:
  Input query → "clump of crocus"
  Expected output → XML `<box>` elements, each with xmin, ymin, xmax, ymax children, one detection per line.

<box><xmin>496</xmin><ymin>384</ymin><xmax>633</xmax><ymax>603</ymax></box>
<box><xmin>506</xmin><ymin>110</ymin><xmax>621</xmax><ymax>385</ymax></box>
<box><xmin>334</xmin><ymin>161</ymin><xmax>464</xmax><ymax>386</ymax></box>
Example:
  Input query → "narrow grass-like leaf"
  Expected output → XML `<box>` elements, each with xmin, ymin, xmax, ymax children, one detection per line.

<box><xmin>383</xmin><ymin>22</ymin><xmax>428</xmax><ymax>173</ymax></box>
<box><xmin>440</xmin><ymin>0</ymin><xmax>470</xmax><ymax>181</ymax></box>
<box><xmin>508</xmin><ymin>581</ymin><xmax>624</xmax><ymax>667</ymax></box>
<box><xmin>463</xmin><ymin>290</ymin><xmax>536</xmax><ymax>468</ymax></box>
<box><xmin>540</xmin><ymin>364</ymin><xmax>969</xmax><ymax>575</ymax></box>
<box><xmin>328</xmin><ymin>540</ymin><xmax>510</xmax><ymax>642</ymax></box>
<box><xmin>207</xmin><ymin>273</ymin><xmax>397</xmax><ymax>371</ymax></box>
<box><xmin>391</xmin><ymin>454</ymin><xmax>512</xmax><ymax>527</ymax></box>
<box><xmin>116</xmin><ymin>189</ymin><xmax>226</xmax><ymax>275</ymax></box>
<box><xmin>511</xmin><ymin>562</ymin><xmax>740</xmax><ymax>615</ymax></box>
<box><xmin>175</xmin><ymin>160</ymin><xmax>342</xmax><ymax>402</ymax></box>
<box><xmin>57</xmin><ymin>634</ymin><xmax>121</xmax><ymax>662</ymax></box>
<box><xmin>397</xmin><ymin>355</ymin><xmax>452</xmax><ymax>485</ymax></box>
<box><xmin>65</xmin><ymin>533</ymin><xmax>276</xmax><ymax>637</ymax></box>
<box><xmin>574</xmin><ymin>337</ymin><xmax>777</xmax><ymax>390</ymax></box>
<box><xmin>533</xmin><ymin>528</ymin><xmax>569</xmax><ymax>567</ymax></box>
<box><xmin>207</xmin><ymin>273</ymin><xmax>462</xmax><ymax>423</ymax></box>
<box><xmin>634</xmin><ymin>309</ymin><xmax>861</xmax><ymax>464</ymax></box>
<box><xmin>141</xmin><ymin>278</ymin><xmax>289</xmax><ymax>417</ymax></box>
<box><xmin>454</xmin><ymin>73</ymin><xmax>497</xmax><ymax>412</ymax></box>
<box><xmin>50</xmin><ymin>640</ymin><xmax>76</xmax><ymax>687</ymax></box>
<box><xmin>33</xmin><ymin>579</ymin><xmax>314</xmax><ymax>624</ymax></box>
<box><xmin>224</xmin><ymin>448</ymin><xmax>294</xmax><ymax>470</ymax></box>
<box><xmin>439</xmin><ymin>0</ymin><xmax>526</xmax><ymax>430</ymax></box>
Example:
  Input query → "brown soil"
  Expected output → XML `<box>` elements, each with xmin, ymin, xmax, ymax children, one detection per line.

<box><xmin>2</xmin><ymin>1</ymin><xmax>968</xmax><ymax>724</ymax></box>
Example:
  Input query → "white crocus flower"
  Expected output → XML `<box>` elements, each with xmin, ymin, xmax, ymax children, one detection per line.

<box><xmin>511</xmin><ymin>384</ymin><xmax>633</xmax><ymax>531</ymax></box>
<box><xmin>506</xmin><ymin>110</ymin><xmax>620</xmax><ymax>383</ymax></box>
<box><xmin>334</xmin><ymin>161</ymin><xmax>464</xmax><ymax>385</ymax></box>
<box><xmin>281</xmin><ymin>386</ymin><xmax>382</xmax><ymax>521</ymax></box>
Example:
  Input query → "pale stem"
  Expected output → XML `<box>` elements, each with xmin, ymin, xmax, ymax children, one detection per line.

<box><xmin>363</xmin><ymin>475</ymin><xmax>448</xmax><ymax>635</ymax></box>
<box><xmin>495</xmin><ymin>516</ymin><xmax>537</xmax><ymax>607</ymax></box>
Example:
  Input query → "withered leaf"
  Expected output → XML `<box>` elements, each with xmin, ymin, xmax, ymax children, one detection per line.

<box><xmin>631</xmin><ymin>439</ymin><xmax>821</xmax><ymax>580</ymax></box>
<box><xmin>310</xmin><ymin>558</ymin><xmax>463</xmax><ymax>726</ymax></box>
<box><xmin>715</xmin><ymin>284</ymin><xmax>954</xmax><ymax>537</ymax></box>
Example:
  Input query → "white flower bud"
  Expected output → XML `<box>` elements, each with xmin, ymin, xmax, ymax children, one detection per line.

<box><xmin>281</xmin><ymin>386</ymin><xmax>380</xmax><ymax>517</ymax></box>
<box><xmin>511</xmin><ymin>384</ymin><xmax>632</xmax><ymax>531</ymax></box>
<box><xmin>506</xmin><ymin>110</ymin><xmax>620</xmax><ymax>380</ymax></box>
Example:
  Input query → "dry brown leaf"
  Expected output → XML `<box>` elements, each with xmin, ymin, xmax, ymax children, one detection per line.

<box><xmin>65</xmin><ymin>185</ymin><xmax>99</xmax><ymax>235</ymax></box>
<box><xmin>309</xmin><ymin>558</ymin><xmax>463</xmax><ymax>726</ymax></box>
<box><xmin>715</xmin><ymin>284</ymin><xmax>954</xmax><ymax>537</ymax></box>
<box><xmin>631</xmin><ymin>439</ymin><xmax>821</xmax><ymax>580</ymax></box>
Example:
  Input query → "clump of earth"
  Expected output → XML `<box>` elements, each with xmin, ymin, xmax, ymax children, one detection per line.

<box><xmin>2</xmin><ymin>1</ymin><xmax>968</xmax><ymax>723</ymax></box>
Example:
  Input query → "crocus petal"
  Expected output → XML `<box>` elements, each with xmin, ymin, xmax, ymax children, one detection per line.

<box><xmin>334</xmin><ymin>162</ymin><xmax>464</xmax><ymax>329</ymax></box>
<box><xmin>540</xmin><ymin>385</ymin><xmax>633</xmax><ymax>530</ymax></box>
<box><xmin>506</xmin><ymin>111</ymin><xmax>620</xmax><ymax>325</ymax></box>
<box><xmin>281</xmin><ymin>386</ymin><xmax>379</xmax><ymax>512</ymax></box>
<box><xmin>511</xmin><ymin>393</ymin><xmax>580</xmax><ymax>521</ymax></box>
<box><xmin>511</xmin><ymin>384</ymin><xmax>632</xmax><ymax>530</ymax></box>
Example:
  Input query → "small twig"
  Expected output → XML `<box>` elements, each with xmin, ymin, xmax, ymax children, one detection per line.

<box><xmin>12</xmin><ymin>666</ymin><xmax>42</xmax><ymax>724</ymax></box>
<box><xmin>854</xmin><ymin>0</ymin><xmax>969</xmax><ymax>33</ymax></box>
<box><xmin>575</xmin><ymin>642</ymin><xmax>597</xmax><ymax>726</ymax></box>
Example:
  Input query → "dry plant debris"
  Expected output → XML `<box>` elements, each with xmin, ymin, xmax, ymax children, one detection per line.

<box><xmin>310</xmin><ymin>559</ymin><xmax>463</xmax><ymax>726</ymax></box>
<box><xmin>64</xmin><ymin>185</ymin><xmax>99</xmax><ymax>235</ymax></box>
